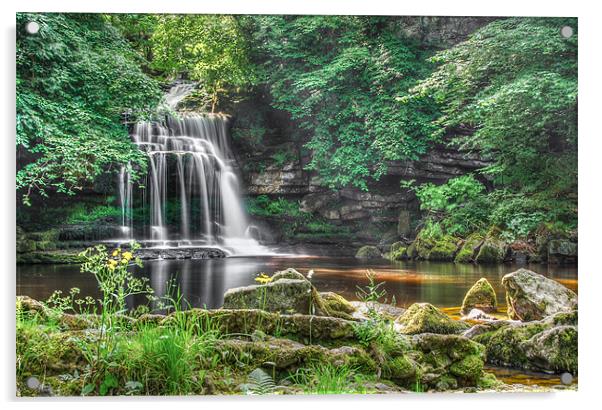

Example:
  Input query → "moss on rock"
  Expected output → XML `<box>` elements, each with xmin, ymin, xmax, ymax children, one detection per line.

<box><xmin>396</xmin><ymin>303</ymin><xmax>469</xmax><ymax>335</ymax></box>
<box><xmin>475</xmin><ymin>238</ymin><xmax>507</xmax><ymax>264</ymax></box>
<box><xmin>389</xmin><ymin>242</ymin><xmax>408</xmax><ymax>261</ymax></box>
<box><xmin>469</xmin><ymin>311</ymin><xmax>578</xmax><ymax>374</ymax></box>
<box><xmin>406</xmin><ymin>230</ymin><xmax>459</xmax><ymax>261</ymax></box>
<box><xmin>461</xmin><ymin>278</ymin><xmax>497</xmax><ymax>315</ymax></box>
<box><xmin>320</xmin><ymin>292</ymin><xmax>356</xmax><ymax>319</ymax></box>
<box><xmin>355</xmin><ymin>245</ymin><xmax>382</xmax><ymax>259</ymax></box>
<box><xmin>455</xmin><ymin>234</ymin><xmax>484</xmax><ymax>263</ymax></box>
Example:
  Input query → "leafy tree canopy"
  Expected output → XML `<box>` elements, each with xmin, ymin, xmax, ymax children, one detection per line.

<box><xmin>250</xmin><ymin>16</ymin><xmax>439</xmax><ymax>191</ymax></box>
<box><xmin>16</xmin><ymin>13</ymin><xmax>161</xmax><ymax>205</ymax></box>
<box><xmin>151</xmin><ymin>15</ymin><xmax>256</xmax><ymax>111</ymax></box>
<box><xmin>412</xmin><ymin>17</ymin><xmax>577</xmax><ymax>194</ymax></box>
<box><xmin>409</xmin><ymin>18</ymin><xmax>578</xmax><ymax>238</ymax></box>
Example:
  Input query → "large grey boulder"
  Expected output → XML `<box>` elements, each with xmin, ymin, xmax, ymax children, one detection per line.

<box><xmin>223</xmin><ymin>277</ymin><xmax>313</xmax><ymax>314</ymax></box>
<box><xmin>502</xmin><ymin>268</ymin><xmax>577</xmax><ymax>321</ymax></box>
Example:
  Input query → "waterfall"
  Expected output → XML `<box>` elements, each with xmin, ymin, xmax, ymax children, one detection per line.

<box><xmin>118</xmin><ymin>83</ymin><xmax>268</xmax><ymax>255</ymax></box>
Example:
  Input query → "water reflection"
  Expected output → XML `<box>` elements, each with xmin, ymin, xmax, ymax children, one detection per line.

<box><xmin>17</xmin><ymin>257</ymin><xmax>578</xmax><ymax>310</ymax></box>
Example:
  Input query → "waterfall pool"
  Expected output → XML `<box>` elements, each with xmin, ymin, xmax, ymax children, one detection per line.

<box><xmin>17</xmin><ymin>256</ymin><xmax>577</xmax><ymax>310</ymax></box>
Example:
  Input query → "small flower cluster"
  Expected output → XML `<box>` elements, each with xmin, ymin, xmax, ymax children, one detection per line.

<box><xmin>254</xmin><ymin>273</ymin><xmax>273</xmax><ymax>285</ymax></box>
<box><xmin>107</xmin><ymin>248</ymin><xmax>134</xmax><ymax>271</ymax></box>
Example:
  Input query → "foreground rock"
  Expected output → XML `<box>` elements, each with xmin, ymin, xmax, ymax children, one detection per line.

<box><xmin>395</xmin><ymin>303</ymin><xmax>469</xmax><ymax>335</ymax></box>
<box><xmin>502</xmin><ymin>269</ymin><xmax>577</xmax><ymax>321</ymax></box>
<box><xmin>222</xmin><ymin>269</ymin><xmax>352</xmax><ymax>319</ymax></box>
<box><xmin>461</xmin><ymin>278</ymin><xmax>497</xmax><ymax>315</ymax></box>
<box><xmin>350</xmin><ymin>301</ymin><xmax>406</xmax><ymax>321</ymax></box>
<box><xmin>17</xmin><ymin>296</ymin><xmax>494</xmax><ymax>394</ymax></box>
<box><xmin>224</xmin><ymin>278</ymin><xmax>313</xmax><ymax>314</ymax></box>
<box><xmin>466</xmin><ymin>310</ymin><xmax>578</xmax><ymax>374</ymax></box>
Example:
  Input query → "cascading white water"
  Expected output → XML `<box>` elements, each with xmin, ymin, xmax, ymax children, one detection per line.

<box><xmin>118</xmin><ymin>83</ymin><xmax>268</xmax><ymax>255</ymax></box>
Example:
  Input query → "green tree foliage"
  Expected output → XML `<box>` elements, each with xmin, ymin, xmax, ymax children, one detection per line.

<box><xmin>104</xmin><ymin>14</ymin><xmax>159</xmax><ymax>69</ymax></box>
<box><xmin>407</xmin><ymin>175</ymin><xmax>491</xmax><ymax>236</ymax></box>
<box><xmin>16</xmin><ymin>13</ymin><xmax>161</xmax><ymax>205</ymax></box>
<box><xmin>410</xmin><ymin>18</ymin><xmax>578</xmax><ymax>238</ymax></box>
<box><xmin>250</xmin><ymin>16</ymin><xmax>439</xmax><ymax>191</ymax></box>
<box><xmin>151</xmin><ymin>15</ymin><xmax>255</xmax><ymax>111</ymax></box>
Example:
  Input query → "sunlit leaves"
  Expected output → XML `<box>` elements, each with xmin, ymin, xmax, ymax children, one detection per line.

<box><xmin>16</xmin><ymin>13</ymin><xmax>161</xmax><ymax>204</ymax></box>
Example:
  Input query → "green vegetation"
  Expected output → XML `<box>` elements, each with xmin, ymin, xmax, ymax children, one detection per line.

<box><xmin>151</xmin><ymin>15</ymin><xmax>256</xmax><ymax>112</ymax></box>
<box><xmin>250</xmin><ymin>16</ymin><xmax>439</xmax><ymax>191</ymax></box>
<box><xmin>408</xmin><ymin>17</ymin><xmax>577</xmax><ymax>241</ymax></box>
<box><xmin>16</xmin><ymin>13</ymin><xmax>161</xmax><ymax>205</ymax></box>
<box><xmin>246</xmin><ymin>195</ymin><xmax>303</xmax><ymax>218</ymax></box>
<box><xmin>17</xmin><ymin>15</ymin><xmax>578</xmax><ymax>247</ymax></box>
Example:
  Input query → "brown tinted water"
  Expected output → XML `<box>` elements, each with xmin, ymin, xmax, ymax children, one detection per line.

<box><xmin>17</xmin><ymin>256</ymin><xmax>577</xmax><ymax>310</ymax></box>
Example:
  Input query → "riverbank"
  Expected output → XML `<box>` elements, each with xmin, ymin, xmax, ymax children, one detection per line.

<box><xmin>16</xmin><ymin>263</ymin><xmax>578</xmax><ymax>396</ymax></box>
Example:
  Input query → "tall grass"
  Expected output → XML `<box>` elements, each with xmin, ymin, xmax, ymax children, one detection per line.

<box><xmin>286</xmin><ymin>363</ymin><xmax>375</xmax><ymax>394</ymax></box>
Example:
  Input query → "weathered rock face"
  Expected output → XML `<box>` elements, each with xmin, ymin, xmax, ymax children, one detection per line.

<box><xmin>548</xmin><ymin>239</ymin><xmax>578</xmax><ymax>264</ymax></box>
<box><xmin>395</xmin><ymin>303</ymin><xmax>469</xmax><ymax>335</ymax></box>
<box><xmin>454</xmin><ymin>234</ymin><xmax>484</xmax><ymax>263</ymax></box>
<box><xmin>350</xmin><ymin>301</ymin><xmax>406</xmax><ymax>321</ymax></box>
<box><xmin>461</xmin><ymin>278</ymin><xmax>497</xmax><ymax>315</ymax></box>
<box><xmin>475</xmin><ymin>237</ymin><xmax>507</xmax><ymax>264</ymax></box>
<box><xmin>468</xmin><ymin>310</ymin><xmax>578</xmax><ymax>374</ymax></box>
<box><xmin>355</xmin><ymin>245</ymin><xmax>382</xmax><ymax>259</ymax></box>
<box><xmin>223</xmin><ymin>278</ymin><xmax>314</xmax><ymax>314</ymax></box>
<box><xmin>391</xmin><ymin>17</ymin><xmax>498</xmax><ymax>48</ymax></box>
<box><xmin>502</xmin><ymin>269</ymin><xmax>578</xmax><ymax>321</ymax></box>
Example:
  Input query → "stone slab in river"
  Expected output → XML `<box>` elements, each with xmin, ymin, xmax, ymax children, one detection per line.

<box><xmin>502</xmin><ymin>268</ymin><xmax>577</xmax><ymax>321</ymax></box>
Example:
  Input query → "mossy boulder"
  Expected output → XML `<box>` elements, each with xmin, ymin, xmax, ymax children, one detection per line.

<box><xmin>395</xmin><ymin>303</ymin><xmax>469</xmax><ymax>335</ymax></box>
<box><xmin>382</xmin><ymin>354</ymin><xmax>418</xmax><ymax>380</ymax></box>
<box><xmin>427</xmin><ymin>238</ymin><xmax>458</xmax><ymax>261</ymax></box>
<box><xmin>475</xmin><ymin>237</ymin><xmax>507</xmax><ymax>263</ymax></box>
<box><xmin>162</xmin><ymin>309</ymin><xmax>358</xmax><ymax>343</ymax></box>
<box><xmin>407</xmin><ymin>231</ymin><xmax>458</xmax><ymax>261</ymax></box>
<box><xmin>271</xmin><ymin>268</ymin><xmax>308</xmax><ymax>282</ymax></box>
<box><xmin>502</xmin><ymin>268</ymin><xmax>577</xmax><ymax>321</ymax></box>
<box><xmin>215</xmin><ymin>337</ymin><xmax>376</xmax><ymax>372</ymax></box>
<box><xmin>410</xmin><ymin>333</ymin><xmax>486</xmax><ymax>387</ymax></box>
<box><xmin>460</xmin><ymin>278</ymin><xmax>497</xmax><ymax>315</ymax></box>
<box><xmin>355</xmin><ymin>245</ymin><xmax>382</xmax><ymax>259</ymax></box>
<box><xmin>522</xmin><ymin>325</ymin><xmax>578</xmax><ymax>374</ymax></box>
<box><xmin>470</xmin><ymin>311</ymin><xmax>578</xmax><ymax>374</ymax></box>
<box><xmin>454</xmin><ymin>234</ymin><xmax>484</xmax><ymax>263</ymax></box>
<box><xmin>389</xmin><ymin>241</ymin><xmax>408</xmax><ymax>261</ymax></box>
<box><xmin>319</xmin><ymin>292</ymin><xmax>356</xmax><ymax>318</ymax></box>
